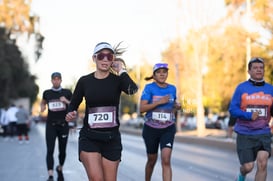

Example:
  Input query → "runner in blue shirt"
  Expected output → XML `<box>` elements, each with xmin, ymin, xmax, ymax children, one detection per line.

<box><xmin>140</xmin><ymin>63</ymin><xmax>181</xmax><ymax>181</ymax></box>
<box><xmin>229</xmin><ymin>57</ymin><xmax>273</xmax><ymax>181</ymax></box>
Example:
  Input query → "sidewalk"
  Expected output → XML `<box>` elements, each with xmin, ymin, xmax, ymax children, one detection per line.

<box><xmin>0</xmin><ymin>123</ymin><xmax>87</xmax><ymax>181</ymax></box>
<box><xmin>120</xmin><ymin>124</ymin><xmax>230</xmax><ymax>140</ymax></box>
<box><xmin>120</xmin><ymin>125</ymin><xmax>237</xmax><ymax>151</ymax></box>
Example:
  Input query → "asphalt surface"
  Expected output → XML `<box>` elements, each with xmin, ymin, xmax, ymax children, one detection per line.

<box><xmin>0</xmin><ymin>123</ymin><xmax>272</xmax><ymax>181</ymax></box>
<box><xmin>120</xmin><ymin>125</ymin><xmax>273</xmax><ymax>154</ymax></box>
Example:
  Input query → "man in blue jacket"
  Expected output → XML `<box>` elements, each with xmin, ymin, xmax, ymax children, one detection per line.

<box><xmin>229</xmin><ymin>57</ymin><xmax>273</xmax><ymax>181</ymax></box>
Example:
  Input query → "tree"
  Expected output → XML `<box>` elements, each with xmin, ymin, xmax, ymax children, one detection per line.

<box><xmin>222</xmin><ymin>0</ymin><xmax>273</xmax><ymax>88</ymax></box>
<box><xmin>0</xmin><ymin>27</ymin><xmax>39</xmax><ymax>108</ymax></box>
<box><xmin>251</xmin><ymin>0</ymin><xmax>273</xmax><ymax>83</ymax></box>
<box><xmin>200</xmin><ymin>0</ymin><xmax>272</xmax><ymax>112</ymax></box>
<box><xmin>0</xmin><ymin>0</ymin><xmax>42</xmax><ymax>108</ymax></box>
<box><xmin>0</xmin><ymin>0</ymin><xmax>44</xmax><ymax>62</ymax></box>
<box><xmin>164</xmin><ymin>0</ymin><xmax>216</xmax><ymax>136</ymax></box>
<box><xmin>160</xmin><ymin>0</ymin><xmax>273</xmax><ymax>135</ymax></box>
<box><xmin>0</xmin><ymin>0</ymin><xmax>36</xmax><ymax>35</ymax></box>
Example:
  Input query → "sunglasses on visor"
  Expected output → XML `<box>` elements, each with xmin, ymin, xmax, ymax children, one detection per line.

<box><xmin>249</xmin><ymin>57</ymin><xmax>264</xmax><ymax>63</ymax></box>
<box><xmin>94</xmin><ymin>52</ymin><xmax>114</xmax><ymax>61</ymax></box>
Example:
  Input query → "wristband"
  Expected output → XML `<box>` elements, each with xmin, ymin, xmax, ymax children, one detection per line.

<box><xmin>119</xmin><ymin>68</ymin><xmax>127</xmax><ymax>76</ymax></box>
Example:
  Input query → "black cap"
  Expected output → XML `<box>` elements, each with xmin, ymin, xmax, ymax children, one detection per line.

<box><xmin>51</xmin><ymin>72</ymin><xmax>62</xmax><ymax>79</ymax></box>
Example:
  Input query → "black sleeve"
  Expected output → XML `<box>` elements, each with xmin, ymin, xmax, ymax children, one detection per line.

<box><xmin>42</xmin><ymin>90</ymin><xmax>47</xmax><ymax>101</ymax></box>
<box><xmin>68</xmin><ymin>90</ymin><xmax>73</xmax><ymax>100</ymax></box>
<box><xmin>64</xmin><ymin>89</ymin><xmax>73</xmax><ymax>101</ymax></box>
<box><xmin>120</xmin><ymin>73</ymin><xmax>138</xmax><ymax>95</ymax></box>
<box><xmin>68</xmin><ymin>78</ymin><xmax>84</xmax><ymax>112</ymax></box>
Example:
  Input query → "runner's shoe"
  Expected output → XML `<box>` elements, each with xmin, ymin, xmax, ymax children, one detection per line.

<box><xmin>235</xmin><ymin>173</ymin><xmax>245</xmax><ymax>181</ymax></box>
<box><xmin>47</xmin><ymin>175</ymin><xmax>54</xmax><ymax>181</ymax></box>
<box><xmin>56</xmin><ymin>166</ymin><xmax>64</xmax><ymax>181</ymax></box>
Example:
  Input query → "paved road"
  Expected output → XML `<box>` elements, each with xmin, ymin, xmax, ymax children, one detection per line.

<box><xmin>1</xmin><ymin>123</ymin><xmax>273</xmax><ymax>181</ymax></box>
<box><xmin>0</xmin><ymin>123</ymin><xmax>88</xmax><ymax>181</ymax></box>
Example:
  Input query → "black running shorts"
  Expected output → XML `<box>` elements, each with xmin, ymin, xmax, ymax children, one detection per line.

<box><xmin>236</xmin><ymin>133</ymin><xmax>271</xmax><ymax>165</ymax></box>
<box><xmin>78</xmin><ymin>128</ymin><xmax>122</xmax><ymax>161</ymax></box>
<box><xmin>142</xmin><ymin>124</ymin><xmax>176</xmax><ymax>154</ymax></box>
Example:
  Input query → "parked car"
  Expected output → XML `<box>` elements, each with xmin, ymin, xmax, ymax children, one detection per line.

<box><xmin>126</xmin><ymin>117</ymin><xmax>144</xmax><ymax>128</ymax></box>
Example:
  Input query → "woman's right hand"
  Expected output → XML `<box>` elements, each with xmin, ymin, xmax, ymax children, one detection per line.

<box><xmin>66</xmin><ymin>111</ymin><xmax>77</xmax><ymax>122</ymax></box>
<box><xmin>111</xmin><ymin>61</ymin><xmax>120</xmax><ymax>73</ymax></box>
<box><xmin>158</xmin><ymin>95</ymin><xmax>170</xmax><ymax>105</ymax></box>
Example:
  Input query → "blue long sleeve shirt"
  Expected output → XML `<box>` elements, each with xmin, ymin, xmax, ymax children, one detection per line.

<box><xmin>229</xmin><ymin>80</ymin><xmax>273</xmax><ymax>135</ymax></box>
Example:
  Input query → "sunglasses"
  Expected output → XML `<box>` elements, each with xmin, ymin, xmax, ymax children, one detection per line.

<box><xmin>95</xmin><ymin>52</ymin><xmax>114</xmax><ymax>61</ymax></box>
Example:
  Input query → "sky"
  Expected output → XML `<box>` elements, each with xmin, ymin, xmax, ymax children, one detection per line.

<box><xmin>28</xmin><ymin>0</ymin><xmax>226</xmax><ymax>97</ymax></box>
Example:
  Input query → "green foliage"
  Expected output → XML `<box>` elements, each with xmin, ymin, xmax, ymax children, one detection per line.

<box><xmin>0</xmin><ymin>27</ymin><xmax>38</xmax><ymax>108</ymax></box>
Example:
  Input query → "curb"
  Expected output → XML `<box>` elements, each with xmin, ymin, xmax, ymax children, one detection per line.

<box><xmin>120</xmin><ymin>126</ymin><xmax>236</xmax><ymax>151</ymax></box>
<box><xmin>174</xmin><ymin>135</ymin><xmax>236</xmax><ymax>151</ymax></box>
<box><xmin>120</xmin><ymin>126</ymin><xmax>273</xmax><ymax>155</ymax></box>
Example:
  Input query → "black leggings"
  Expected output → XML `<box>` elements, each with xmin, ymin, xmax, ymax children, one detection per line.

<box><xmin>46</xmin><ymin>122</ymin><xmax>69</xmax><ymax>170</ymax></box>
<box><xmin>8</xmin><ymin>122</ymin><xmax>17</xmax><ymax>137</ymax></box>
<box><xmin>17</xmin><ymin>124</ymin><xmax>29</xmax><ymax>139</ymax></box>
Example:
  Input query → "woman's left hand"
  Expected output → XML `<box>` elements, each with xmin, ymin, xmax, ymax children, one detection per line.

<box><xmin>174</xmin><ymin>102</ymin><xmax>181</xmax><ymax>110</ymax></box>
